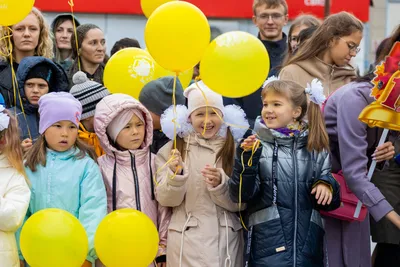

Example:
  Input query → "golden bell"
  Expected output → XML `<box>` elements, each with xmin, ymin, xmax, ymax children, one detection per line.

<box><xmin>359</xmin><ymin>70</ymin><xmax>400</xmax><ymax>131</ymax></box>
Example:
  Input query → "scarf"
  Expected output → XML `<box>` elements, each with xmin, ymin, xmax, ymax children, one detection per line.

<box><xmin>78</xmin><ymin>122</ymin><xmax>105</xmax><ymax>157</ymax></box>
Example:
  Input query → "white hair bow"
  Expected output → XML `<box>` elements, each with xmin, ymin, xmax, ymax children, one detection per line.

<box><xmin>262</xmin><ymin>75</ymin><xmax>279</xmax><ymax>88</ymax></box>
<box><xmin>305</xmin><ymin>79</ymin><xmax>326</xmax><ymax>105</ymax></box>
<box><xmin>0</xmin><ymin>106</ymin><xmax>10</xmax><ymax>131</ymax></box>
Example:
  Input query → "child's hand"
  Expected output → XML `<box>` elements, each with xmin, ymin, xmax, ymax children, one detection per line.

<box><xmin>81</xmin><ymin>260</ymin><xmax>92</xmax><ymax>267</ymax></box>
<box><xmin>21</xmin><ymin>138</ymin><xmax>33</xmax><ymax>153</ymax></box>
<box><xmin>201</xmin><ymin>165</ymin><xmax>222</xmax><ymax>188</ymax></box>
<box><xmin>240</xmin><ymin>135</ymin><xmax>258</xmax><ymax>151</ymax></box>
<box><xmin>169</xmin><ymin>149</ymin><xmax>183</xmax><ymax>173</ymax></box>
<box><xmin>311</xmin><ymin>183</ymin><xmax>332</xmax><ymax>205</ymax></box>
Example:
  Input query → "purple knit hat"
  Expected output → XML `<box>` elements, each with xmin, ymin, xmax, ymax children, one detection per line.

<box><xmin>38</xmin><ymin>92</ymin><xmax>82</xmax><ymax>134</ymax></box>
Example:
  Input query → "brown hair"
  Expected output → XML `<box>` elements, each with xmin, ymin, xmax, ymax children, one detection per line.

<box><xmin>71</xmin><ymin>23</ymin><xmax>102</xmax><ymax>60</ymax></box>
<box><xmin>25</xmin><ymin>135</ymin><xmax>97</xmax><ymax>172</ymax></box>
<box><xmin>287</xmin><ymin>15</ymin><xmax>321</xmax><ymax>54</ymax></box>
<box><xmin>285</xmin><ymin>12</ymin><xmax>363</xmax><ymax>67</ymax></box>
<box><xmin>252</xmin><ymin>0</ymin><xmax>288</xmax><ymax>15</ymax></box>
<box><xmin>175</xmin><ymin>130</ymin><xmax>235</xmax><ymax>176</ymax></box>
<box><xmin>0</xmin><ymin>110</ymin><xmax>26</xmax><ymax>177</ymax></box>
<box><xmin>0</xmin><ymin>7</ymin><xmax>53</xmax><ymax>61</ymax></box>
<box><xmin>376</xmin><ymin>25</ymin><xmax>400</xmax><ymax>64</ymax></box>
<box><xmin>261</xmin><ymin>80</ymin><xmax>329</xmax><ymax>152</ymax></box>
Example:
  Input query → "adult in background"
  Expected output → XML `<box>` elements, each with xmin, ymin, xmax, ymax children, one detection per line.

<box><xmin>280</xmin><ymin>12</ymin><xmax>363</xmax><ymax>96</ymax></box>
<box><xmin>287</xmin><ymin>14</ymin><xmax>320</xmax><ymax>56</ymax></box>
<box><xmin>223</xmin><ymin>0</ymin><xmax>288</xmax><ymax>127</ymax></box>
<box><xmin>69</xmin><ymin>24</ymin><xmax>106</xmax><ymax>86</ymax></box>
<box><xmin>110</xmin><ymin>38</ymin><xmax>141</xmax><ymax>57</ymax></box>
<box><xmin>0</xmin><ymin>7</ymin><xmax>53</xmax><ymax>108</ymax></box>
<box><xmin>51</xmin><ymin>14</ymin><xmax>81</xmax><ymax>72</ymax></box>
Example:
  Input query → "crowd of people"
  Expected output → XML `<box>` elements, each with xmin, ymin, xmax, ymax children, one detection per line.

<box><xmin>1</xmin><ymin>0</ymin><xmax>400</xmax><ymax>267</ymax></box>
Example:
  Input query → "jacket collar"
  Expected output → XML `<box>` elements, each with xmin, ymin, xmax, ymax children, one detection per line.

<box><xmin>46</xmin><ymin>147</ymin><xmax>78</xmax><ymax>160</ymax></box>
<box><xmin>184</xmin><ymin>132</ymin><xmax>226</xmax><ymax>153</ymax></box>
<box><xmin>258</xmin><ymin>32</ymin><xmax>288</xmax><ymax>54</ymax></box>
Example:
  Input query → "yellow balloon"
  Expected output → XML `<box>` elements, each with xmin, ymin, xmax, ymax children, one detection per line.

<box><xmin>200</xmin><ymin>31</ymin><xmax>270</xmax><ymax>98</ymax></box>
<box><xmin>155</xmin><ymin>63</ymin><xmax>194</xmax><ymax>89</ymax></box>
<box><xmin>95</xmin><ymin>209</ymin><xmax>159</xmax><ymax>267</ymax></box>
<box><xmin>104</xmin><ymin>48</ymin><xmax>156</xmax><ymax>99</ymax></box>
<box><xmin>145</xmin><ymin>1</ymin><xmax>210</xmax><ymax>73</ymax></box>
<box><xmin>141</xmin><ymin>0</ymin><xmax>177</xmax><ymax>18</ymax></box>
<box><xmin>0</xmin><ymin>0</ymin><xmax>35</xmax><ymax>26</ymax></box>
<box><xmin>20</xmin><ymin>208</ymin><xmax>89</xmax><ymax>267</ymax></box>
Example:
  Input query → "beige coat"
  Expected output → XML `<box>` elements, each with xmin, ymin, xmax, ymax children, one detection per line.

<box><xmin>279</xmin><ymin>56</ymin><xmax>357</xmax><ymax>95</ymax></box>
<box><xmin>0</xmin><ymin>155</ymin><xmax>30</xmax><ymax>267</ymax></box>
<box><xmin>155</xmin><ymin>134</ymin><xmax>243</xmax><ymax>267</ymax></box>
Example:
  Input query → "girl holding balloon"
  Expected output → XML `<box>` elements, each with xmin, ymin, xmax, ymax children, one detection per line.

<box><xmin>155</xmin><ymin>81</ymin><xmax>249</xmax><ymax>267</ymax></box>
<box><xmin>0</xmin><ymin>108</ymin><xmax>30</xmax><ymax>267</ymax></box>
<box><xmin>19</xmin><ymin>92</ymin><xmax>107</xmax><ymax>267</ymax></box>
<box><xmin>94</xmin><ymin>93</ymin><xmax>171</xmax><ymax>267</ymax></box>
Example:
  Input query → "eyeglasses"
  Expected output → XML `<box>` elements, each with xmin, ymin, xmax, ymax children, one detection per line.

<box><xmin>339</xmin><ymin>37</ymin><xmax>361</xmax><ymax>54</ymax></box>
<box><xmin>256</xmin><ymin>13</ymin><xmax>285</xmax><ymax>22</ymax></box>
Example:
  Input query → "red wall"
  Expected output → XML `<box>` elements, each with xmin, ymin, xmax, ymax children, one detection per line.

<box><xmin>35</xmin><ymin>0</ymin><xmax>369</xmax><ymax>22</ymax></box>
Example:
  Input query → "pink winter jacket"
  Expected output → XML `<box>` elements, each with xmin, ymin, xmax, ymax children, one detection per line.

<box><xmin>94</xmin><ymin>94</ymin><xmax>171</xmax><ymax>262</ymax></box>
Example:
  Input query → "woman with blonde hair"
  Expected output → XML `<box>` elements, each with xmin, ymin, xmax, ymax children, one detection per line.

<box><xmin>0</xmin><ymin>7</ymin><xmax>53</xmax><ymax>108</ymax></box>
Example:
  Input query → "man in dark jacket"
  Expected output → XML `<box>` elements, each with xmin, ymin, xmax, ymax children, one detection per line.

<box><xmin>139</xmin><ymin>76</ymin><xmax>185</xmax><ymax>154</ymax></box>
<box><xmin>223</xmin><ymin>0</ymin><xmax>288</xmax><ymax>127</ymax></box>
<box><xmin>8</xmin><ymin>57</ymin><xmax>69</xmax><ymax>152</ymax></box>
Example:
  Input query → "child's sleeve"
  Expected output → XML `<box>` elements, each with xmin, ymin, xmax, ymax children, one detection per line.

<box><xmin>312</xmin><ymin>152</ymin><xmax>341</xmax><ymax>211</ymax></box>
<box><xmin>229</xmin><ymin>143</ymin><xmax>263</xmax><ymax>204</ymax></box>
<box><xmin>79</xmin><ymin>160</ymin><xmax>108</xmax><ymax>264</ymax></box>
<box><xmin>208</xmin><ymin>169</ymin><xmax>245</xmax><ymax>212</ymax></box>
<box><xmin>0</xmin><ymin>173</ymin><xmax>30</xmax><ymax>232</ymax></box>
<box><xmin>155</xmin><ymin>141</ymin><xmax>189</xmax><ymax>207</ymax></box>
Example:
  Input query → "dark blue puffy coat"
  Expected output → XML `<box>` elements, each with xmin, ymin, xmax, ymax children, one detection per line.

<box><xmin>229</xmin><ymin>118</ymin><xmax>340</xmax><ymax>267</ymax></box>
<box><xmin>8</xmin><ymin>57</ymin><xmax>69</xmax><ymax>141</ymax></box>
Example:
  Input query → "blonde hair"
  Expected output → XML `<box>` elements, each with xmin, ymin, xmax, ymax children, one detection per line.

<box><xmin>0</xmin><ymin>110</ymin><xmax>27</xmax><ymax>178</ymax></box>
<box><xmin>261</xmin><ymin>80</ymin><xmax>329</xmax><ymax>152</ymax></box>
<box><xmin>0</xmin><ymin>7</ymin><xmax>53</xmax><ymax>61</ymax></box>
<box><xmin>252</xmin><ymin>0</ymin><xmax>288</xmax><ymax>15</ymax></box>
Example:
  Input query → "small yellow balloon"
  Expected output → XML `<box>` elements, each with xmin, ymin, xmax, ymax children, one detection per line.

<box><xmin>0</xmin><ymin>0</ymin><xmax>35</xmax><ymax>26</ymax></box>
<box><xmin>20</xmin><ymin>208</ymin><xmax>89</xmax><ymax>267</ymax></box>
<box><xmin>104</xmin><ymin>48</ymin><xmax>156</xmax><ymax>99</ymax></box>
<box><xmin>95</xmin><ymin>209</ymin><xmax>159</xmax><ymax>267</ymax></box>
<box><xmin>200</xmin><ymin>31</ymin><xmax>270</xmax><ymax>98</ymax></box>
<box><xmin>155</xmin><ymin>63</ymin><xmax>194</xmax><ymax>89</ymax></box>
<box><xmin>141</xmin><ymin>0</ymin><xmax>177</xmax><ymax>18</ymax></box>
<box><xmin>145</xmin><ymin>1</ymin><xmax>210</xmax><ymax>73</ymax></box>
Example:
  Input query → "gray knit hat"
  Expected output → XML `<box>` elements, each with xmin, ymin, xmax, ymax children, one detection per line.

<box><xmin>139</xmin><ymin>76</ymin><xmax>185</xmax><ymax>116</ymax></box>
<box><xmin>70</xmin><ymin>71</ymin><xmax>110</xmax><ymax>120</ymax></box>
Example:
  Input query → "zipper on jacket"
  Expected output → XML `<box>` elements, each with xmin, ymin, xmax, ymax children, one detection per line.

<box><xmin>292</xmin><ymin>137</ymin><xmax>298</xmax><ymax>267</ymax></box>
<box><xmin>130</xmin><ymin>153</ymin><xmax>141</xmax><ymax>211</ymax></box>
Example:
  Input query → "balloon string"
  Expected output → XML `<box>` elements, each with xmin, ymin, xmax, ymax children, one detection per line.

<box><xmin>68</xmin><ymin>0</ymin><xmax>81</xmax><ymax>71</ymax></box>
<box><xmin>239</xmin><ymin>139</ymin><xmax>260</xmax><ymax>231</ymax></box>
<box><xmin>6</xmin><ymin>27</ymin><xmax>32</xmax><ymax>139</ymax></box>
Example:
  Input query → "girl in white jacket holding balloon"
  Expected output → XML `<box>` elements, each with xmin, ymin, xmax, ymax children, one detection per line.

<box><xmin>0</xmin><ymin>107</ymin><xmax>31</xmax><ymax>267</ymax></box>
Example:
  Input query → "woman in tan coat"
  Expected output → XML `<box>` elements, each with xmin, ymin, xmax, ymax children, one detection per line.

<box><xmin>280</xmin><ymin>12</ymin><xmax>363</xmax><ymax>95</ymax></box>
<box><xmin>155</xmin><ymin>81</ymin><xmax>249</xmax><ymax>267</ymax></box>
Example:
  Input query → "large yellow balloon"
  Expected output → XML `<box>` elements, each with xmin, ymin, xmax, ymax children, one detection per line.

<box><xmin>200</xmin><ymin>31</ymin><xmax>270</xmax><ymax>98</ymax></box>
<box><xmin>145</xmin><ymin>1</ymin><xmax>210</xmax><ymax>73</ymax></box>
<box><xmin>20</xmin><ymin>208</ymin><xmax>89</xmax><ymax>267</ymax></box>
<box><xmin>0</xmin><ymin>0</ymin><xmax>35</xmax><ymax>26</ymax></box>
<box><xmin>95</xmin><ymin>209</ymin><xmax>159</xmax><ymax>267</ymax></box>
<box><xmin>104</xmin><ymin>48</ymin><xmax>156</xmax><ymax>99</ymax></box>
<box><xmin>155</xmin><ymin>63</ymin><xmax>194</xmax><ymax>89</ymax></box>
<box><xmin>141</xmin><ymin>0</ymin><xmax>177</xmax><ymax>18</ymax></box>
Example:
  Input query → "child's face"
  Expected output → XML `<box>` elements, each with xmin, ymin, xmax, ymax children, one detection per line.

<box><xmin>189</xmin><ymin>107</ymin><xmax>223</xmax><ymax>139</ymax></box>
<box><xmin>44</xmin><ymin>120</ymin><xmax>78</xmax><ymax>152</ymax></box>
<box><xmin>24</xmin><ymin>78</ymin><xmax>49</xmax><ymax>105</ymax></box>
<box><xmin>261</xmin><ymin>91</ymin><xmax>301</xmax><ymax>129</ymax></box>
<box><xmin>116</xmin><ymin>114</ymin><xmax>145</xmax><ymax>150</ymax></box>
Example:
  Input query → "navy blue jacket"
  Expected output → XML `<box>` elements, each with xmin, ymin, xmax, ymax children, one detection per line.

<box><xmin>223</xmin><ymin>33</ymin><xmax>287</xmax><ymax>128</ymax></box>
<box><xmin>229</xmin><ymin>119</ymin><xmax>340</xmax><ymax>267</ymax></box>
<box><xmin>8</xmin><ymin>57</ymin><xmax>69</xmax><ymax>141</ymax></box>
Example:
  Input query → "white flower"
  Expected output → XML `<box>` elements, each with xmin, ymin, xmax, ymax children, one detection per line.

<box><xmin>263</xmin><ymin>76</ymin><xmax>279</xmax><ymax>88</ymax></box>
<box><xmin>305</xmin><ymin>79</ymin><xmax>326</xmax><ymax>105</ymax></box>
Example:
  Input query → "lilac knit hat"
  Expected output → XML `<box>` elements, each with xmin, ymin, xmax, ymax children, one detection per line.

<box><xmin>38</xmin><ymin>92</ymin><xmax>82</xmax><ymax>134</ymax></box>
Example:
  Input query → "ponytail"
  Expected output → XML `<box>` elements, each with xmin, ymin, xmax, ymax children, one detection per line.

<box><xmin>307</xmin><ymin>102</ymin><xmax>330</xmax><ymax>152</ymax></box>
